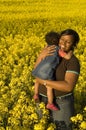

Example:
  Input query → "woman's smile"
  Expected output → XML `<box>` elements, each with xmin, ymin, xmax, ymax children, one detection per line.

<box><xmin>59</xmin><ymin>35</ymin><xmax>74</xmax><ymax>52</ymax></box>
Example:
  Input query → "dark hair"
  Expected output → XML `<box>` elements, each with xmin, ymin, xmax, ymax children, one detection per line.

<box><xmin>60</xmin><ymin>29</ymin><xmax>80</xmax><ymax>47</ymax></box>
<box><xmin>45</xmin><ymin>31</ymin><xmax>59</xmax><ymax>45</ymax></box>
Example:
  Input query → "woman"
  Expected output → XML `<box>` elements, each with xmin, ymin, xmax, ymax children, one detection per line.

<box><xmin>34</xmin><ymin>29</ymin><xmax>80</xmax><ymax>130</ymax></box>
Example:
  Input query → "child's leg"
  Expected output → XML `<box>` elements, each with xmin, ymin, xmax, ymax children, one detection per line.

<box><xmin>33</xmin><ymin>79</ymin><xmax>39</xmax><ymax>100</ymax></box>
<box><xmin>47</xmin><ymin>86</ymin><xmax>53</xmax><ymax>104</ymax></box>
<box><xmin>34</xmin><ymin>79</ymin><xmax>39</xmax><ymax>95</ymax></box>
<box><xmin>46</xmin><ymin>86</ymin><xmax>59</xmax><ymax>111</ymax></box>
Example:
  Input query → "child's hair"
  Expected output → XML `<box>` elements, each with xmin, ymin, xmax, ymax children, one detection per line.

<box><xmin>45</xmin><ymin>31</ymin><xmax>60</xmax><ymax>45</ymax></box>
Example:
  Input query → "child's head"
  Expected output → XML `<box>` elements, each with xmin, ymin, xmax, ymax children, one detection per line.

<box><xmin>45</xmin><ymin>31</ymin><xmax>59</xmax><ymax>46</ymax></box>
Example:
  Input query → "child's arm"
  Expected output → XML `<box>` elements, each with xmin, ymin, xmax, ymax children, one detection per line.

<box><xmin>59</xmin><ymin>49</ymin><xmax>73</xmax><ymax>59</ymax></box>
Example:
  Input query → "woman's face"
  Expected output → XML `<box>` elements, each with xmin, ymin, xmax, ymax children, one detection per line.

<box><xmin>59</xmin><ymin>35</ymin><xmax>74</xmax><ymax>52</ymax></box>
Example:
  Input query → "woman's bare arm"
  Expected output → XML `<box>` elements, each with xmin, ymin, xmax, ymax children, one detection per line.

<box><xmin>36</xmin><ymin>72</ymin><xmax>79</xmax><ymax>93</ymax></box>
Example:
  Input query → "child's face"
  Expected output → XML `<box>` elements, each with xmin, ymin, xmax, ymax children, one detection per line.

<box><xmin>59</xmin><ymin>35</ymin><xmax>74</xmax><ymax>52</ymax></box>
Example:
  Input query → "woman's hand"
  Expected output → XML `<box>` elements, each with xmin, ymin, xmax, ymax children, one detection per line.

<box><xmin>39</xmin><ymin>45</ymin><xmax>56</xmax><ymax>60</ymax></box>
<box><xmin>34</xmin><ymin>45</ymin><xmax>56</xmax><ymax>68</ymax></box>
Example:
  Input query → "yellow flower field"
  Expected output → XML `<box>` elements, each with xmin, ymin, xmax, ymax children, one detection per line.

<box><xmin>0</xmin><ymin>0</ymin><xmax>86</xmax><ymax>129</ymax></box>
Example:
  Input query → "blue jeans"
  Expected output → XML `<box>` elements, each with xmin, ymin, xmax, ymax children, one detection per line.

<box><xmin>38</xmin><ymin>93</ymin><xmax>74</xmax><ymax>130</ymax></box>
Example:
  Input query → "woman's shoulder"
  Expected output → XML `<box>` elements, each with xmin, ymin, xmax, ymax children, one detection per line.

<box><xmin>66</xmin><ymin>54</ymin><xmax>80</xmax><ymax>74</ymax></box>
<box><xmin>62</xmin><ymin>54</ymin><xmax>80</xmax><ymax>66</ymax></box>
<box><xmin>70</xmin><ymin>55</ymin><xmax>80</xmax><ymax>64</ymax></box>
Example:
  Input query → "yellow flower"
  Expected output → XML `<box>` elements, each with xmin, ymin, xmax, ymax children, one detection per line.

<box><xmin>70</xmin><ymin>116</ymin><xmax>78</xmax><ymax>123</ymax></box>
<box><xmin>34</xmin><ymin>123</ymin><xmax>45</xmax><ymax>130</ymax></box>
<box><xmin>47</xmin><ymin>123</ymin><xmax>56</xmax><ymax>130</ymax></box>
<box><xmin>84</xmin><ymin>106</ymin><xmax>86</xmax><ymax>111</ymax></box>
<box><xmin>80</xmin><ymin>121</ymin><xmax>86</xmax><ymax>129</ymax></box>
<box><xmin>0</xmin><ymin>127</ymin><xmax>5</xmax><ymax>130</ymax></box>
<box><xmin>76</xmin><ymin>114</ymin><xmax>83</xmax><ymax>121</ymax></box>
<box><xmin>30</xmin><ymin>113</ymin><xmax>38</xmax><ymax>120</ymax></box>
<box><xmin>39</xmin><ymin>102</ymin><xmax>45</xmax><ymax>109</ymax></box>
<box><xmin>42</xmin><ymin>109</ymin><xmax>49</xmax><ymax>115</ymax></box>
